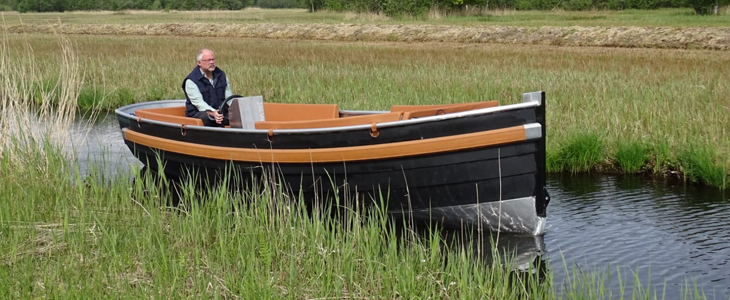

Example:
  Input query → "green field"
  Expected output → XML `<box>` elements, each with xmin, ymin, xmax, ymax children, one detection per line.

<box><xmin>3</xmin><ymin>21</ymin><xmax>729</xmax><ymax>188</ymax></box>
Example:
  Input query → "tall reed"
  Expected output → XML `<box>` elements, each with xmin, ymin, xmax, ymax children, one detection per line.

<box><xmin>0</xmin><ymin>29</ymin><xmax>85</xmax><ymax>166</ymax></box>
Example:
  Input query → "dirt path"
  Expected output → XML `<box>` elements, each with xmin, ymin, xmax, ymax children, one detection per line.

<box><xmin>5</xmin><ymin>23</ymin><xmax>730</xmax><ymax>50</ymax></box>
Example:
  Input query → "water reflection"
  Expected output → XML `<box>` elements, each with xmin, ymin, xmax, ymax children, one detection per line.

<box><xmin>438</xmin><ymin>230</ymin><xmax>547</xmax><ymax>272</ymax></box>
<box><xmin>72</xmin><ymin>114</ymin><xmax>140</xmax><ymax>176</ymax></box>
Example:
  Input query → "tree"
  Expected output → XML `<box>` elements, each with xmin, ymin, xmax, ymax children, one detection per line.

<box><xmin>297</xmin><ymin>0</ymin><xmax>325</xmax><ymax>11</ymax></box>
<box><xmin>686</xmin><ymin>0</ymin><xmax>728</xmax><ymax>14</ymax></box>
<box><xmin>16</xmin><ymin>0</ymin><xmax>64</xmax><ymax>12</ymax></box>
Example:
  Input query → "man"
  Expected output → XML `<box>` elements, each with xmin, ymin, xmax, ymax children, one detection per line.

<box><xmin>182</xmin><ymin>48</ymin><xmax>233</xmax><ymax>126</ymax></box>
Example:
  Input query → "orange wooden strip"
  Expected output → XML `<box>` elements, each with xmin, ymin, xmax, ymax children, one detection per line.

<box><xmin>263</xmin><ymin>103</ymin><xmax>339</xmax><ymax>121</ymax></box>
<box><xmin>402</xmin><ymin>102</ymin><xmax>501</xmax><ymax>119</ymax></box>
<box><xmin>124</xmin><ymin>125</ymin><xmax>527</xmax><ymax>163</ymax></box>
<box><xmin>391</xmin><ymin>101</ymin><xmax>498</xmax><ymax>113</ymax></box>
<box><xmin>135</xmin><ymin>106</ymin><xmax>203</xmax><ymax>126</ymax></box>
<box><xmin>255</xmin><ymin>112</ymin><xmax>404</xmax><ymax>130</ymax></box>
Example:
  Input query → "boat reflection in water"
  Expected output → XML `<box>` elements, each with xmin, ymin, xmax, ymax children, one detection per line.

<box><xmin>406</xmin><ymin>223</ymin><xmax>549</xmax><ymax>287</ymax></box>
<box><xmin>442</xmin><ymin>229</ymin><xmax>547</xmax><ymax>272</ymax></box>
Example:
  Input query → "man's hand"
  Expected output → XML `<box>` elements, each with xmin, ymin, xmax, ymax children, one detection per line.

<box><xmin>207</xmin><ymin>110</ymin><xmax>224</xmax><ymax>124</ymax></box>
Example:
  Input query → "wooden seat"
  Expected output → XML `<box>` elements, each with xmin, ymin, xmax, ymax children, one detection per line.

<box><xmin>397</xmin><ymin>101</ymin><xmax>499</xmax><ymax>119</ymax></box>
<box><xmin>255</xmin><ymin>112</ymin><xmax>404</xmax><ymax>130</ymax></box>
<box><xmin>263</xmin><ymin>103</ymin><xmax>339</xmax><ymax>121</ymax></box>
<box><xmin>134</xmin><ymin>106</ymin><xmax>204</xmax><ymax>126</ymax></box>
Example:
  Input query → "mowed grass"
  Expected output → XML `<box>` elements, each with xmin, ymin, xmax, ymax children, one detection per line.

<box><xmin>4</xmin><ymin>32</ymin><xmax>728</xmax><ymax>187</ymax></box>
<box><xmin>1</xmin><ymin>7</ymin><xmax>730</xmax><ymax>27</ymax></box>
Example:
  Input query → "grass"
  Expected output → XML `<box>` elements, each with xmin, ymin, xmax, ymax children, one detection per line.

<box><xmin>0</xmin><ymin>32</ymin><xmax>717</xmax><ymax>298</ymax></box>
<box><xmin>1</xmin><ymin>8</ymin><xmax>729</xmax><ymax>27</ymax></box>
<box><xmin>1</xmin><ymin>30</ymin><xmax>728</xmax><ymax>188</ymax></box>
<box><xmin>3</xmin><ymin>144</ymin><xmax>712</xmax><ymax>299</ymax></box>
<box><xmin>677</xmin><ymin>146</ymin><xmax>728</xmax><ymax>190</ymax></box>
<box><xmin>548</xmin><ymin>132</ymin><xmax>606</xmax><ymax>174</ymax></box>
<box><xmin>614</xmin><ymin>140</ymin><xmax>650</xmax><ymax>174</ymax></box>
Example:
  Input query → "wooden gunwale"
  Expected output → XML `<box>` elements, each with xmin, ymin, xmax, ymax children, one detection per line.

<box><xmin>124</xmin><ymin>124</ymin><xmax>534</xmax><ymax>163</ymax></box>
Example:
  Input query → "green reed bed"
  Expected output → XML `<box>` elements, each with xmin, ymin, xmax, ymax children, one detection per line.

<box><xmin>2</xmin><ymin>144</ymin><xmax>552</xmax><ymax>298</ymax></box>
<box><xmin>614</xmin><ymin>140</ymin><xmax>651</xmax><ymax>174</ymax></box>
<box><xmin>3</xmin><ymin>33</ymin><xmax>729</xmax><ymax>188</ymax></box>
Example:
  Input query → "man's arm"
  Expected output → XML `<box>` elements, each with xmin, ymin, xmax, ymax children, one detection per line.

<box><xmin>185</xmin><ymin>79</ymin><xmax>215</xmax><ymax>112</ymax></box>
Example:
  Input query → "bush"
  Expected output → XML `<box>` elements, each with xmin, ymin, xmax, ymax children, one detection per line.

<box><xmin>561</xmin><ymin>0</ymin><xmax>593</xmax><ymax>10</ymax></box>
<box><xmin>258</xmin><ymin>0</ymin><xmax>297</xmax><ymax>8</ymax></box>
<box><xmin>16</xmin><ymin>0</ymin><xmax>65</xmax><ymax>12</ymax></box>
<box><xmin>382</xmin><ymin>0</ymin><xmax>431</xmax><ymax>16</ymax></box>
<box><xmin>685</xmin><ymin>0</ymin><xmax>729</xmax><ymax>14</ymax></box>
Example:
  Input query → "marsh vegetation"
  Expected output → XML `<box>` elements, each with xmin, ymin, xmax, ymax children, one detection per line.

<box><xmin>0</xmin><ymin>9</ymin><xmax>727</xmax><ymax>298</ymax></box>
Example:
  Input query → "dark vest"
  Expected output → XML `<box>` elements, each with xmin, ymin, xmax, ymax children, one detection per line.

<box><xmin>183</xmin><ymin>67</ymin><xmax>228</xmax><ymax>117</ymax></box>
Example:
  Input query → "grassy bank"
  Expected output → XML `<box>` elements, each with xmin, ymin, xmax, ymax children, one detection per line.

<box><xmin>3</xmin><ymin>31</ymin><xmax>728</xmax><ymax>189</ymax></box>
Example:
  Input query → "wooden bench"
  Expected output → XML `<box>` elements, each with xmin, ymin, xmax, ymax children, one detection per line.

<box><xmin>395</xmin><ymin>101</ymin><xmax>499</xmax><ymax>119</ymax></box>
<box><xmin>134</xmin><ymin>106</ymin><xmax>204</xmax><ymax>126</ymax></box>
<box><xmin>262</xmin><ymin>103</ymin><xmax>339</xmax><ymax>121</ymax></box>
<box><xmin>255</xmin><ymin>112</ymin><xmax>404</xmax><ymax>130</ymax></box>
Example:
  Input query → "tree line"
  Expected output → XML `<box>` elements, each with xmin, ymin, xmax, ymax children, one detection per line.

<box><xmin>0</xmin><ymin>0</ymin><xmax>724</xmax><ymax>16</ymax></box>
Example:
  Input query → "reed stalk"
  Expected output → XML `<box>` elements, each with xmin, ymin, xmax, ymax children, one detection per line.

<box><xmin>0</xmin><ymin>28</ymin><xmax>85</xmax><ymax>166</ymax></box>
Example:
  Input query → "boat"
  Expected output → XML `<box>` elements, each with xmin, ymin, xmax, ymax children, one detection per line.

<box><xmin>115</xmin><ymin>91</ymin><xmax>550</xmax><ymax>235</ymax></box>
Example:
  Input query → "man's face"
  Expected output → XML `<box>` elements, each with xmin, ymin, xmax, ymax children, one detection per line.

<box><xmin>197</xmin><ymin>51</ymin><xmax>216</xmax><ymax>73</ymax></box>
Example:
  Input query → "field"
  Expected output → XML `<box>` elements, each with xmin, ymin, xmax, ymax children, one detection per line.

<box><xmin>2</xmin><ymin>8</ymin><xmax>729</xmax><ymax>187</ymax></box>
<box><xmin>1</xmin><ymin>8</ymin><xmax>726</xmax><ymax>299</ymax></box>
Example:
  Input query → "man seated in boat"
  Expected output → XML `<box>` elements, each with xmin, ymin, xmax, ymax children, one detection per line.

<box><xmin>182</xmin><ymin>48</ymin><xmax>234</xmax><ymax>127</ymax></box>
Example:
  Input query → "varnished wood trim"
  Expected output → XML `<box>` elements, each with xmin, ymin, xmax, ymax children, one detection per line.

<box><xmin>263</xmin><ymin>103</ymin><xmax>339</xmax><ymax>121</ymax></box>
<box><xmin>124</xmin><ymin>125</ymin><xmax>529</xmax><ymax>163</ymax></box>
<box><xmin>255</xmin><ymin>112</ymin><xmax>404</xmax><ymax>130</ymax></box>
<box><xmin>391</xmin><ymin>101</ymin><xmax>498</xmax><ymax>114</ymax></box>
<box><xmin>135</xmin><ymin>106</ymin><xmax>204</xmax><ymax>126</ymax></box>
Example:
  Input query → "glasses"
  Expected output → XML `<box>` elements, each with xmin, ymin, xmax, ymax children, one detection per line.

<box><xmin>200</xmin><ymin>58</ymin><xmax>216</xmax><ymax>63</ymax></box>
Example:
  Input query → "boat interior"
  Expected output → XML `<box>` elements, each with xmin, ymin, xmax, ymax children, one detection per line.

<box><xmin>133</xmin><ymin>100</ymin><xmax>499</xmax><ymax>129</ymax></box>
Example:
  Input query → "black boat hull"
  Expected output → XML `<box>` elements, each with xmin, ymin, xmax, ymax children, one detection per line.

<box><xmin>116</xmin><ymin>91</ymin><xmax>549</xmax><ymax>235</ymax></box>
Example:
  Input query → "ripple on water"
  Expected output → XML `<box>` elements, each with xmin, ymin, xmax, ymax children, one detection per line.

<box><xmin>544</xmin><ymin>174</ymin><xmax>730</xmax><ymax>299</ymax></box>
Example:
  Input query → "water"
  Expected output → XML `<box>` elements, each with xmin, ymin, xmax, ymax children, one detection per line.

<box><xmin>545</xmin><ymin>174</ymin><xmax>730</xmax><ymax>299</ymax></box>
<box><xmin>72</xmin><ymin>114</ymin><xmax>140</xmax><ymax>175</ymax></box>
<box><xmin>79</xmin><ymin>116</ymin><xmax>730</xmax><ymax>299</ymax></box>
